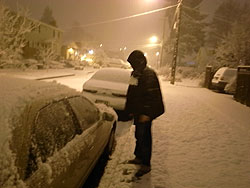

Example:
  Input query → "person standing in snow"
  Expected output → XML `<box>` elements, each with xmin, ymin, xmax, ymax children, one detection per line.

<box><xmin>125</xmin><ymin>50</ymin><xmax>165</xmax><ymax>177</ymax></box>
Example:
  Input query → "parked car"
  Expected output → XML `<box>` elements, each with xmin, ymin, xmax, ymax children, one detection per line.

<box><xmin>0</xmin><ymin>76</ymin><xmax>117</xmax><ymax>188</ymax></box>
<box><xmin>74</xmin><ymin>65</ymin><xmax>84</xmax><ymax>70</ymax></box>
<box><xmin>211</xmin><ymin>67</ymin><xmax>237</xmax><ymax>92</ymax></box>
<box><xmin>224</xmin><ymin>75</ymin><xmax>237</xmax><ymax>94</ymax></box>
<box><xmin>103</xmin><ymin>58</ymin><xmax>131</xmax><ymax>69</ymax></box>
<box><xmin>82</xmin><ymin>67</ymin><xmax>131</xmax><ymax>111</ymax></box>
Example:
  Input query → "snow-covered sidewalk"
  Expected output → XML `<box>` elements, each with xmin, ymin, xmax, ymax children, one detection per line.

<box><xmin>98</xmin><ymin>81</ymin><xmax>250</xmax><ymax>188</ymax></box>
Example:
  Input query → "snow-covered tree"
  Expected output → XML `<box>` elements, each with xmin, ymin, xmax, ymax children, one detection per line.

<box><xmin>0</xmin><ymin>2</ymin><xmax>37</xmax><ymax>67</ymax></box>
<box><xmin>179</xmin><ymin>0</ymin><xmax>207</xmax><ymax>56</ymax></box>
<box><xmin>195</xmin><ymin>47</ymin><xmax>212</xmax><ymax>73</ymax></box>
<box><xmin>214</xmin><ymin>23</ymin><xmax>250</xmax><ymax>68</ymax></box>
<box><xmin>36</xmin><ymin>45</ymin><xmax>57</xmax><ymax>68</ymax></box>
<box><xmin>164</xmin><ymin>0</ymin><xmax>207</xmax><ymax>65</ymax></box>
<box><xmin>40</xmin><ymin>6</ymin><xmax>57</xmax><ymax>27</ymax></box>
<box><xmin>208</xmin><ymin>0</ymin><xmax>250</xmax><ymax>49</ymax></box>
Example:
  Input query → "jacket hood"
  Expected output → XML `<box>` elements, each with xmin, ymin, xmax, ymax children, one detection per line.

<box><xmin>127</xmin><ymin>50</ymin><xmax>147</xmax><ymax>72</ymax></box>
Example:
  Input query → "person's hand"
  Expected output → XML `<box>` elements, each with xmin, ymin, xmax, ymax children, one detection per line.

<box><xmin>138</xmin><ymin>114</ymin><xmax>150</xmax><ymax>123</ymax></box>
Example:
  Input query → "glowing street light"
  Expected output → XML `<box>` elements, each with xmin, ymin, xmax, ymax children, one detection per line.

<box><xmin>80</xmin><ymin>54</ymin><xmax>87</xmax><ymax>61</ymax></box>
<box><xmin>68</xmin><ymin>48</ymin><xmax>74</xmax><ymax>54</ymax></box>
<box><xmin>156</xmin><ymin>52</ymin><xmax>160</xmax><ymax>56</ymax></box>
<box><xmin>88</xmin><ymin>49</ymin><xmax>94</xmax><ymax>55</ymax></box>
<box><xmin>149</xmin><ymin>36</ymin><xmax>158</xmax><ymax>43</ymax></box>
<box><xmin>100</xmin><ymin>44</ymin><xmax>103</xmax><ymax>47</ymax></box>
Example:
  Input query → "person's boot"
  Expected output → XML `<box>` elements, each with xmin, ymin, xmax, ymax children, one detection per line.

<box><xmin>127</xmin><ymin>157</ymin><xmax>142</xmax><ymax>164</ymax></box>
<box><xmin>135</xmin><ymin>164</ymin><xmax>151</xmax><ymax>177</ymax></box>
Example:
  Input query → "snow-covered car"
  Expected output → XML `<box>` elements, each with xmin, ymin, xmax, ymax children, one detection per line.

<box><xmin>224</xmin><ymin>75</ymin><xmax>237</xmax><ymax>94</ymax></box>
<box><xmin>74</xmin><ymin>65</ymin><xmax>84</xmax><ymax>70</ymax></box>
<box><xmin>104</xmin><ymin>58</ymin><xmax>131</xmax><ymax>69</ymax></box>
<box><xmin>82</xmin><ymin>67</ymin><xmax>131</xmax><ymax>111</ymax></box>
<box><xmin>211</xmin><ymin>67</ymin><xmax>237</xmax><ymax>92</ymax></box>
<box><xmin>0</xmin><ymin>76</ymin><xmax>117</xmax><ymax>188</ymax></box>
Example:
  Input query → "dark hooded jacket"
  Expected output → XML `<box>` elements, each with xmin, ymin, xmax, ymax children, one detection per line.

<box><xmin>125</xmin><ymin>50</ymin><xmax>165</xmax><ymax>120</ymax></box>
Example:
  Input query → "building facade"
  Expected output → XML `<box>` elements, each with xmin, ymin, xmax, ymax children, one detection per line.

<box><xmin>23</xmin><ymin>19</ymin><xmax>63</xmax><ymax>59</ymax></box>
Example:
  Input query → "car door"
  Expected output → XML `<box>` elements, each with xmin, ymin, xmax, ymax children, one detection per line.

<box><xmin>25</xmin><ymin>99</ymin><xmax>88</xmax><ymax>188</ymax></box>
<box><xmin>67</xmin><ymin>96</ymin><xmax>113</xmax><ymax>186</ymax></box>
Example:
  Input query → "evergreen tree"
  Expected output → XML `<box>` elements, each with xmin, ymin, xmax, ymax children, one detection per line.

<box><xmin>208</xmin><ymin>0</ymin><xmax>249</xmax><ymax>49</ymax></box>
<box><xmin>179</xmin><ymin>0</ymin><xmax>207</xmax><ymax>56</ymax></box>
<box><xmin>164</xmin><ymin>0</ymin><xmax>207</xmax><ymax>65</ymax></box>
<box><xmin>40</xmin><ymin>6</ymin><xmax>57</xmax><ymax>27</ymax></box>
<box><xmin>215</xmin><ymin>22</ymin><xmax>250</xmax><ymax>68</ymax></box>
<box><xmin>210</xmin><ymin>0</ymin><xmax>250</xmax><ymax>68</ymax></box>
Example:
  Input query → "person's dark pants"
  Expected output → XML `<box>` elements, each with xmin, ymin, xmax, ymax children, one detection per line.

<box><xmin>134</xmin><ymin>117</ymin><xmax>152</xmax><ymax>166</ymax></box>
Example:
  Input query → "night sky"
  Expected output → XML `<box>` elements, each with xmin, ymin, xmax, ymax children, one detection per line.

<box><xmin>5</xmin><ymin>0</ymin><xmax>221</xmax><ymax>51</ymax></box>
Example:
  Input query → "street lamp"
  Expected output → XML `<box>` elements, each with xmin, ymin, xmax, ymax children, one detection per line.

<box><xmin>149</xmin><ymin>36</ymin><xmax>158</xmax><ymax>44</ymax></box>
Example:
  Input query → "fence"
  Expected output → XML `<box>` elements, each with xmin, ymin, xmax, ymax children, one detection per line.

<box><xmin>234</xmin><ymin>66</ymin><xmax>250</xmax><ymax>107</ymax></box>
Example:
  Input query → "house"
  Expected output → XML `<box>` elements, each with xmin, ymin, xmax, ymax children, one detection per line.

<box><xmin>23</xmin><ymin>18</ymin><xmax>63</xmax><ymax>59</ymax></box>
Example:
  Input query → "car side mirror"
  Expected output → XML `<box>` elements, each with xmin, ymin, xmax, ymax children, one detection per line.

<box><xmin>102</xmin><ymin>112</ymin><xmax>114</xmax><ymax>121</ymax></box>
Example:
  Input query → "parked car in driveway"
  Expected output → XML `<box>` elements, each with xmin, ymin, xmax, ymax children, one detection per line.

<box><xmin>0</xmin><ymin>76</ymin><xmax>117</xmax><ymax>188</ymax></box>
<box><xmin>82</xmin><ymin>67</ymin><xmax>131</xmax><ymax>111</ymax></box>
<box><xmin>211</xmin><ymin>67</ymin><xmax>237</xmax><ymax>92</ymax></box>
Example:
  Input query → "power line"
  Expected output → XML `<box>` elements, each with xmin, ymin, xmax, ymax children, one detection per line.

<box><xmin>64</xmin><ymin>4</ymin><xmax>178</xmax><ymax>30</ymax></box>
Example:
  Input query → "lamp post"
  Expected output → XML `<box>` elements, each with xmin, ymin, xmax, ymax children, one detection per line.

<box><xmin>170</xmin><ymin>0</ymin><xmax>183</xmax><ymax>85</ymax></box>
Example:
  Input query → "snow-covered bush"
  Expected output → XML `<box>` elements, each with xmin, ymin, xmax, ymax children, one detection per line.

<box><xmin>35</xmin><ymin>46</ymin><xmax>57</xmax><ymax>69</ymax></box>
<box><xmin>0</xmin><ymin>2</ymin><xmax>37</xmax><ymax>68</ymax></box>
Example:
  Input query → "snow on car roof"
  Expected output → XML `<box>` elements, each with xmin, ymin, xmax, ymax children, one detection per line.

<box><xmin>91</xmin><ymin>67</ymin><xmax>131</xmax><ymax>83</ymax></box>
<box><xmin>0</xmin><ymin>75</ymin><xmax>79</xmax><ymax>187</ymax></box>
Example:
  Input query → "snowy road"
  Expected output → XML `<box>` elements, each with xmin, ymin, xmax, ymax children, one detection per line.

<box><xmin>3</xmin><ymin>69</ymin><xmax>250</xmax><ymax>188</ymax></box>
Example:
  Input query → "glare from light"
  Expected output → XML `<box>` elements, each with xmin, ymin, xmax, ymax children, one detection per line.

<box><xmin>100</xmin><ymin>44</ymin><xmax>103</xmax><ymax>47</ymax></box>
<box><xmin>124</xmin><ymin>47</ymin><xmax>127</xmax><ymax>50</ymax></box>
<box><xmin>156</xmin><ymin>52</ymin><xmax>160</xmax><ymax>56</ymax></box>
<box><xmin>144</xmin><ymin>53</ymin><xmax>147</xmax><ymax>57</ymax></box>
<box><xmin>68</xmin><ymin>48</ymin><xmax>74</xmax><ymax>54</ymax></box>
<box><xmin>80</xmin><ymin>54</ymin><xmax>86</xmax><ymax>61</ymax></box>
<box><xmin>89</xmin><ymin>50</ymin><xmax>94</xmax><ymax>54</ymax></box>
<box><xmin>150</xmin><ymin>36</ymin><xmax>158</xmax><ymax>43</ymax></box>
<box><xmin>85</xmin><ymin>58</ymin><xmax>93</xmax><ymax>62</ymax></box>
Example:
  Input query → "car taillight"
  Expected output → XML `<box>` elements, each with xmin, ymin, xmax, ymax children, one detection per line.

<box><xmin>112</xmin><ymin>93</ymin><xmax>126</xmax><ymax>97</ymax></box>
<box><xmin>83</xmin><ymin>89</ymin><xmax>97</xmax><ymax>93</ymax></box>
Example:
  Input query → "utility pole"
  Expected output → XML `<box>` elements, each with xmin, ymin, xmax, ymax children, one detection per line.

<box><xmin>170</xmin><ymin>0</ymin><xmax>183</xmax><ymax>85</ymax></box>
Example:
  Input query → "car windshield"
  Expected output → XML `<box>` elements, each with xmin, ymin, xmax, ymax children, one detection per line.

<box><xmin>91</xmin><ymin>69</ymin><xmax>131</xmax><ymax>83</ymax></box>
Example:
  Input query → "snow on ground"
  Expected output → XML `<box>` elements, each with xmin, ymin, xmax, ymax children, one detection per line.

<box><xmin>1</xmin><ymin>69</ymin><xmax>250</xmax><ymax>188</ymax></box>
<box><xmin>98</xmin><ymin>80</ymin><xmax>250</xmax><ymax>188</ymax></box>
